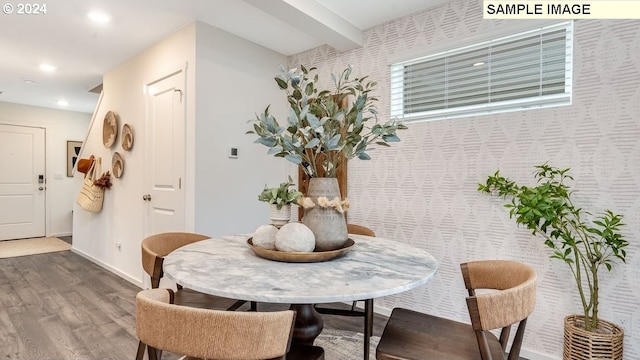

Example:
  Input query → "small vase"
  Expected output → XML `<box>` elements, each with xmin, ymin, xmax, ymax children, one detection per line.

<box><xmin>301</xmin><ymin>177</ymin><xmax>348</xmax><ymax>251</ymax></box>
<box><xmin>270</xmin><ymin>204</ymin><xmax>291</xmax><ymax>226</ymax></box>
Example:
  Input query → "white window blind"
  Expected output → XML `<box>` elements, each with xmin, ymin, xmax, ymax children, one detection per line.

<box><xmin>391</xmin><ymin>22</ymin><xmax>573</xmax><ymax>122</ymax></box>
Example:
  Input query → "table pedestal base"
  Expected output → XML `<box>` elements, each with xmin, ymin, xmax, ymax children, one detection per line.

<box><xmin>290</xmin><ymin>304</ymin><xmax>324</xmax><ymax>345</ymax></box>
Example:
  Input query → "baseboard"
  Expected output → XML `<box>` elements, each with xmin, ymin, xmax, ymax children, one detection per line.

<box><xmin>520</xmin><ymin>350</ymin><xmax>558</xmax><ymax>360</ymax></box>
<box><xmin>371</xmin><ymin>303</ymin><xmax>559</xmax><ymax>360</ymax></box>
<box><xmin>372</xmin><ymin>304</ymin><xmax>392</xmax><ymax>317</ymax></box>
<box><xmin>49</xmin><ymin>232</ymin><xmax>71</xmax><ymax>238</ymax></box>
<box><xmin>71</xmin><ymin>247</ymin><xmax>143</xmax><ymax>289</ymax></box>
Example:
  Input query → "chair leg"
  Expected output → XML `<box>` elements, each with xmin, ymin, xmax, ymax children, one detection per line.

<box><xmin>226</xmin><ymin>300</ymin><xmax>258</xmax><ymax>312</ymax></box>
<box><xmin>507</xmin><ymin>318</ymin><xmax>528</xmax><ymax>360</ymax></box>
<box><xmin>148</xmin><ymin>346</ymin><xmax>157</xmax><ymax>360</ymax></box>
<box><xmin>147</xmin><ymin>346</ymin><xmax>163</xmax><ymax>360</ymax></box>
<box><xmin>226</xmin><ymin>300</ymin><xmax>247</xmax><ymax>311</ymax></box>
<box><xmin>136</xmin><ymin>341</ymin><xmax>146</xmax><ymax>360</ymax></box>
<box><xmin>364</xmin><ymin>299</ymin><xmax>373</xmax><ymax>360</ymax></box>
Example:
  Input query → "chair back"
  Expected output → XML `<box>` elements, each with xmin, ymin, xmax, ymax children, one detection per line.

<box><xmin>141</xmin><ymin>232</ymin><xmax>209</xmax><ymax>288</ymax></box>
<box><xmin>346</xmin><ymin>224</ymin><xmax>375</xmax><ymax>237</ymax></box>
<box><xmin>461</xmin><ymin>260</ymin><xmax>537</xmax><ymax>360</ymax></box>
<box><xmin>136</xmin><ymin>288</ymin><xmax>295</xmax><ymax>360</ymax></box>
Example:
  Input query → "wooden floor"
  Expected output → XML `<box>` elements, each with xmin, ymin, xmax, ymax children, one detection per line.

<box><xmin>0</xmin><ymin>249</ymin><xmax>388</xmax><ymax>360</ymax></box>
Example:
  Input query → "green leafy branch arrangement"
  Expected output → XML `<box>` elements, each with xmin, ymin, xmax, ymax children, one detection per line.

<box><xmin>258</xmin><ymin>176</ymin><xmax>303</xmax><ymax>210</ymax></box>
<box><xmin>478</xmin><ymin>163</ymin><xmax>628</xmax><ymax>331</ymax></box>
<box><xmin>248</xmin><ymin>65</ymin><xmax>406</xmax><ymax>178</ymax></box>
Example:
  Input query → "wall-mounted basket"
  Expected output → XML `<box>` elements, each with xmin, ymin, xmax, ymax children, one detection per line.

<box><xmin>103</xmin><ymin>111</ymin><xmax>119</xmax><ymax>148</ymax></box>
<box><xmin>122</xmin><ymin>123</ymin><xmax>134</xmax><ymax>151</ymax></box>
<box><xmin>112</xmin><ymin>151</ymin><xmax>124</xmax><ymax>178</ymax></box>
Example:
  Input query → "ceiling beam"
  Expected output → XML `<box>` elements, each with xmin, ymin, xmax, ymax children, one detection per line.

<box><xmin>243</xmin><ymin>0</ymin><xmax>363</xmax><ymax>52</ymax></box>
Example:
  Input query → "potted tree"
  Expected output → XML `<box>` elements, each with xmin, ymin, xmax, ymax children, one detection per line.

<box><xmin>248</xmin><ymin>65</ymin><xmax>405</xmax><ymax>250</ymax></box>
<box><xmin>258</xmin><ymin>176</ymin><xmax>303</xmax><ymax>226</ymax></box>
<box><xmin>478</xmin><ymin>163</ymin><xmax>628</xmax><ymax>360</ymax></box>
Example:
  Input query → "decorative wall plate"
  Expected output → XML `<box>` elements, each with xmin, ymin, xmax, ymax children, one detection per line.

<box><xmin>112</xmin><ymin>152</ymin><xmax>124</xmax><ymax>178</ymax></box>
<box><xmin>103</xmin><ymin>111</ymin><xmax>119</xmax><ymax>148</ymax></box>
<box><xmin>247</xmin><ymin>238</ymin><xmax>354</xmax><ymax>263</ymax></box>
<box><xmin>121</xmin><ymin>124</ymin><xmax>134</xmax><ymax>151</ymax></box>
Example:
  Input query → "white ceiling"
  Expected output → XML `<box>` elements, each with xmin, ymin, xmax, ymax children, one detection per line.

<box><xmin>0</xmin><ymin>0</ymin><xmax>447</xmax><ymax>113</ymax></box>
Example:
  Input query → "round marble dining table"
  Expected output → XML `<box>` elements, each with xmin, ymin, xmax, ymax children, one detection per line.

<box><xmin>163</xmin><ymin>233</ymin><xmax>438</xmax><ymax>352</ymax></box>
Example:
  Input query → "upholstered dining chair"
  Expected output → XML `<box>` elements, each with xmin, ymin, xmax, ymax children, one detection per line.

<box><xmin>135</xmin><ymin>288</ymin><xmax>295</xmax><ymax>360</ymax></box>
<box><xmin>376</xmin><ymin>260</ymin><xmax>537</xmax><ymax>360</ymax></box>
<box><xmin>141</xmin><ymin>232</ymin><xmax>256</xmax><ymax>311</ymax></box>
<box><xmin>314</xmin><ymin>223</ymin><xmax>376</xmax><ymax>360</ymax></box>
<box><xmin>346</xmin><ymin>223</ymin><xmax>376</xmax><ymax>237</ymax></box>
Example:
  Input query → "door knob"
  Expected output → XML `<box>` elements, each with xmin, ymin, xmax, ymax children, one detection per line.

<box><xmin>142</xmin><ymin>194</ymin><xmax>151</xmax><ymax>201</ymax></box>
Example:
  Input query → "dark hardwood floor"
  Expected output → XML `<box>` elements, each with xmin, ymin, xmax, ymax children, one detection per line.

<box><xmin>0</xmin><ymin>250</ymin><xmax>388</xmax><ymax>360</ymax></box>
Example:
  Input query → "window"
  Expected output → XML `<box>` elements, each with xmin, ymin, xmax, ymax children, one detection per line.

<box><xmin>390</xmin><ymin>22</ymin><xmax>573</xmax><ymax>122</ymax></box>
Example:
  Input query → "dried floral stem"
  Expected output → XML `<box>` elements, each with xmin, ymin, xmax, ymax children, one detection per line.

<box><xmin>298</xmin><ymin>196</ymin><xmax>350</xmax><ymax>213</ymax></box>
<box><xmin>93</xmin><ymin>171</ymin><xmax>112</xmax><ymax>189</ymax></box>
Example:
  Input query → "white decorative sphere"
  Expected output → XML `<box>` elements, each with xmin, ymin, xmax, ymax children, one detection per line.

<box><xmin>275</xmin><ymin>223</ymin><xmax>315</xmax><ymax>252</ymax></box>
<box><xmin>252</xmin><ymin>224</ymin><xmax>279</xmax><ymax>250</ymax></box>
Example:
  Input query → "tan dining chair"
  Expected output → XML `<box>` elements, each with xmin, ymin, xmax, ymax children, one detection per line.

<box><xmin>376</xmin><ymin>260</ymin><xmax>537</xmax><ymax>360</ymax></box>
<box><xmin>140</xmin><ymin>232</ymin><xmax>259</xmax><ymax>357</ymax></box>
<box><xmin>346</xmin><ymin>223</ymin><xmax>375</xmax><ymax>237</ymax></box>
<box><xmin>141</xmin><ymin>231</ymin><xmax>256</xmax><ymax>311</ymax></box>
<box><xmin>135</xmin><ymin>288</ymin><xmax>295</xmax><ymax>360</ymax></box>
<box><xmin>314</xmin><ymin>223</ymin><xmax>376</xmax><ymax>360</ymax></box>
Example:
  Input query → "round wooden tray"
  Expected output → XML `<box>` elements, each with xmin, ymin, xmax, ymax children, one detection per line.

<box><xmin>247</xmin><ymin>238</ymin><xmax>354</xmax><ymax>263</ymax></box>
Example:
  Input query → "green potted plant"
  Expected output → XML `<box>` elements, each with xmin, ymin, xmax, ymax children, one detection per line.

<box><xmin>258</xmin><ymin>176</ymin><xmax>303</xmax><ymax>226</ymax></box>
<box><xmin>248</xmin><ymin>65</ymin><xmax>405</xmax><ymax>249</ymax></box>
<box><xmin>478</xmin><ymin>163</ymin><xmax>627</xmax><ymax>360</ymax></box>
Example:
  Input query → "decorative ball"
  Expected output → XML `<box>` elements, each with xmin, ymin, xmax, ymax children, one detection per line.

<box><xmin>275</xmin><ymin>223</ymin><xmax>315</xmax><ymax>252</ymax></box>
<box><xmin>252</xmin><ymin>224</ymin><xmax>279</xmax><ymax>250</ymax></box>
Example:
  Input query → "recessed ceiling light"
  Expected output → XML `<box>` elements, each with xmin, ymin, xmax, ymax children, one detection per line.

<box><xmin>87</xmin><ymin>11</ymin><xmax>111</xmax><ymax>24</ymax></box>
<box><xmin>57</xmin><ymin>99</ymin><xmax>69</xmax><ymax>106</ymax></box>
<box><xmin>23</xmin><ymin>79</ymin><xmax>37</xmax><ymax>85</ymax></box>
<box><xmin>472</xmin><ymin>62</ymin><xmax>486</xmax><ymax>67</ymax></box>
<box><xmin>39</xmin><ymin>63</ymin><xmax>57</xmax><ymax>72</ymax></box>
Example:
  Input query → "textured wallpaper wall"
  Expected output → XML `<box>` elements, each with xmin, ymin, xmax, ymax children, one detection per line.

<box><xmin>288</xmin><ymin>1</ymin><xmax>640</xmax><ymax>358</ymax></box>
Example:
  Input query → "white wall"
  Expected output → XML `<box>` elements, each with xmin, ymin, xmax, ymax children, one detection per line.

<box><xmin>0</xmin><ymin>101</ymin><xmax>91</xmax><ymax>237</ymax></box>
<box><xmin>289</xmin><ymin>2</ymin><xmax>640</xmax><ymax>359</ymax></box>
<box><xmin>72</xmin><ymin>22</ymin><xmax>198</xmax><ymax>285</ymax></box>
<box><xmin>193</xmin><ymin>22</ymin><xmax>289</xmax><ymax>237</ymax></box>
<box><xmin>72</xmin><ymin>21</ymin><xmax>288</xmax><ymax>286</ymax></box>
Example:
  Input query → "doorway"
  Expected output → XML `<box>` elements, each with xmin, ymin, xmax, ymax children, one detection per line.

<box><xmin>0</xmin><ymin>124</ymin><xmax>46</xmax><ymax>241</ymax></box>
<box><xmin>143</xmin><ymin>69</ymin><xmax>187</xmax><ymax>235</ymax></box>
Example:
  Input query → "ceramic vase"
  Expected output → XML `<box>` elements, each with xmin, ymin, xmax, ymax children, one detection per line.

<box><xmin>270</xmin><ymin>204</ymin><xmax>291</xmax><ymax>226</ymax></box>
<box><xmin>301</xmin><ymin>177</ymin><xmax>348</xmax><ymax>251</ymax></box>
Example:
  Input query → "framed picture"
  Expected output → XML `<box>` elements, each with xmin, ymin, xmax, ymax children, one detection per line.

<box><xmin>67</xmin><ymin>141</ymin><xmax>83</xmax><ymax>177</ymax></box>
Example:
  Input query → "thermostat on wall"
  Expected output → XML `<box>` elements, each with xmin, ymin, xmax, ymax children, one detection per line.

<box><xmin>228</xmin><ymin>147</ymin><xmax>238</xmax><ymax>159</ymax></box>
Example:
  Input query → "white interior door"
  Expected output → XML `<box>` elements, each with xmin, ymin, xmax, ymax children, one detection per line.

<box><xmin>144</xmin><ymin>70</ymin><xmax>186</xmax><ymax>235</ymax></box>
<box><xmin>0</xmin><ymin>124</ymin><xmax>46</xmax><ymax>241</ymax></box>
